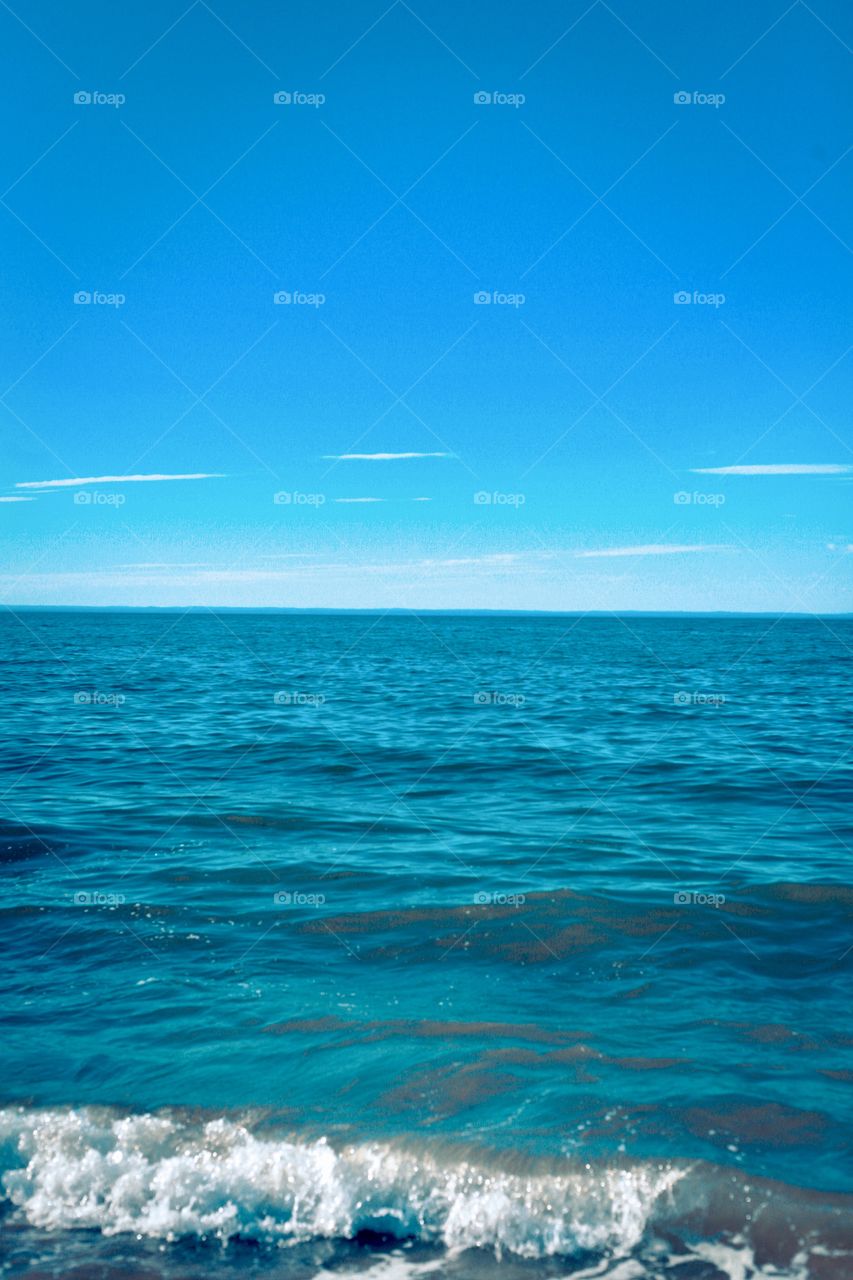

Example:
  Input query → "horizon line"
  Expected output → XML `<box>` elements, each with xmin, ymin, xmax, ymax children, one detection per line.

<box><xmin>2</xmin><ymin>606</ymin><xmax>852</xmax><ymax>619</ymax></box>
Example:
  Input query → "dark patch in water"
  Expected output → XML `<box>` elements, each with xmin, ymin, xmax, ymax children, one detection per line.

<box><xmin>682</xmin><ymin>1101</ymin><xmax>828</xmax><ymax>1148</ymax></box>
<box><xmin>379</xmin><ymin>1062</ymin><xmax>523</xmax><ymax>1117</ymax></box>
<box><xmin>262</xmin><ymin>1016</ymin><xmax>586</xmax><ymax>1044</ymax></box>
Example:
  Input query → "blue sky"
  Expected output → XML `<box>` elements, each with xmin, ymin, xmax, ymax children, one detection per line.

<box><xmin>1</xmin><ymin>0</ymin><xmax>852</xmax><ymax>610</ymax></box>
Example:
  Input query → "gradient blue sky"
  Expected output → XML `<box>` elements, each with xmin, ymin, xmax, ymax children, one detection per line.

<box><xmin>2</xmin><ymin>0</ymin><xmax>852</xmax><ymax>610</ymax></box>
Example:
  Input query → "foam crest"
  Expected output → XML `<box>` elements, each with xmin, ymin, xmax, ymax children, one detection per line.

<box><xmin>0</xmin><ymin>1106</ymin><xmax>684</xmax><ymax>1258</ymax></box>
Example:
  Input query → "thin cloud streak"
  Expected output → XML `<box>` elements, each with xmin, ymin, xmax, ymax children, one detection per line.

<box><xmin>16</xmin><ymin>473</ymin><xmax>226</xmax><ymax>489</ymax></box>
<box><xmin>691</xmin><ymin>464</ymin><xmax>852</xmax><ymax>476</ymax></box>
<box><xmin>1</xmin><ymin>554</ymin><xmax>534</xmax><ymax>589</ymax></box>
<box><xmin>575</xmin><ymin>544</ymin><xmax>732</xmax><ymax>558</ymax></box>
<box><xmin>322</xmin><ymin>452</ymin><xmax>450</xmax><ymax>461</ymax></box>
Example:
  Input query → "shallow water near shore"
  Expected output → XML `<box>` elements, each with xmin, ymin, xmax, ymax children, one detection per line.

<box><xmin>1</xmin><ymin>612</ymin><xmax>852</xmax><ymax>1277</ymax></box>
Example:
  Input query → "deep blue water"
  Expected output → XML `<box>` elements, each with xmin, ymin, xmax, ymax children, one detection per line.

<box><xmin>1</xmin><ymin>613</ymin><xmax>852</xmax><ymax>1278</ymax></box>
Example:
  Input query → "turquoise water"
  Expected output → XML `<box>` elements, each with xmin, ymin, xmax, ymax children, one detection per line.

<box><xmin>1</xmin><ymin>612</ymin><xmax>852</xmax><ymax>1277</ymax></box>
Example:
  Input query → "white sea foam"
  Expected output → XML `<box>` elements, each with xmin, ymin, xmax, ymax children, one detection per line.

<box><xmin>1</xmin><ymin>1107</ymin><xmax>841</xmax><ymax>1277</ymax></box>
<box><xmin>0</xmin><ymin>1106</ymin><xmax>684</xmax><ymax>1258</ymax></box>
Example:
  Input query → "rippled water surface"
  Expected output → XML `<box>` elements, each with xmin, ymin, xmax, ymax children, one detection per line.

<box><xmin>1</xmin><ymin>612</ymin><xmax>852</xmax><ymax>1278</ymax></box>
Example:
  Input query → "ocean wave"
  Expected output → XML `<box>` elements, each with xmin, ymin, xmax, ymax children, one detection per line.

<box><xmin>1</xmin><ymin>1105</ymin><xmax>852</xmax><ymax>1277</ymax></box>
<box><xmin>0</xmin><ymin>1105</ymin><xmax>682</xmax><ymax>1257</ymax></box>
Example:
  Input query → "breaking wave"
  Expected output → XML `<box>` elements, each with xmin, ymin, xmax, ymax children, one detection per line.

<box><xmin>1</xmin><ymin>1105</ymin><xmax>851</xmax><ymax>1277</ymax></box>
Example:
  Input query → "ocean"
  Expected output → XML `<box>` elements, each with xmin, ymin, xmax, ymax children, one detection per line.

<box><xmin>1</xmin><ymin>611</ymin><xmax>851</xmax><ymax>1278</ymax></box>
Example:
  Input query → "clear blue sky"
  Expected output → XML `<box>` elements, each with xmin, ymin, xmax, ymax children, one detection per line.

<box><xmin>1</xmin><ymin>0</ymin><xmax>851</xmax><ymax>610</ymax></box>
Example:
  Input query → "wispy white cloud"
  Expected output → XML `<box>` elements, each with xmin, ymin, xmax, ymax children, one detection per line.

<box><xmin>322</xmin><ymin>452</ymin><xmax>449</xmax><ymax>461</ymax></box>
<box><xmin>0</xmin><ymin>496</ymin><xmax>35</xmax><ymax>503</ymax></box>
<box><xmin>16</xmin><ymin>473</ymin><xmax>225</xmax><ymax>489</ymax></box>
<box><xmin>422</xmin><ymin>554</ymin><xmax>520</xmax><ymax>567</ymax></box>
<box><xmin>691</xmin><ymin>463</ymin><xmax>852</xmax><ymax>476</ymax></box>
<box><xmin>575</xmin><ymin>544</ymin><xmax>731</xmax><ymax>558</ymax></box>
<box><xmin>0</xmin><ymin>554</ymin><xmax>533</xmax><ymax>590</ymax></box>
